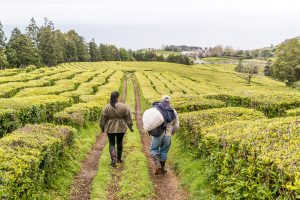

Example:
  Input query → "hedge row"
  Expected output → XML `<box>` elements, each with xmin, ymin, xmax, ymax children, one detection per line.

<box><xmin>0</xmin><ymin>124</ymin><xmax>76</xmax><ymax>199</ymax></box>
<box><xmin>0</xmin><ymin>95</ymin><xmax>73</xmax><ymax>137</ymax></box>
<box><xmin>61</xmin><ymin>69</ymin><xmax>114</xmax><ymax>102</ymax></box>
<box><xmin>206</xmin><ymin>93</ymin><xmax>300</xmax><ymax>117</ymax></box>
<box><xmin>287</xmin><ymin>108</ymin><xmax>300</xmax><ymax>116</ymax></box>
<box><xmin>172</xmin><ymin>96</ymin><xmax>226</xmax><ymax>113</ymax></box>
<box><xmin>15</xmin><ymin>70</ymin><xmax>86</xmax><ymax>97</ymax></box>
<box><xmin>55</xmin><ymin>71</ymin><xmax>123</xmax><ymax>128</ymax></box>
<box><xmin>202</xmin><ymin>117</ymin><xmax>300</xmax><ymax>199</ymax></box>
<box><xmin>54</xmin><ymin>101</ymin><xmax>104</xmax><ymax>128</ymax></box>
<box><xmin>178</xmin><ymin>107</ymin><xmax>265</xmax><ymax>148</ymax></box>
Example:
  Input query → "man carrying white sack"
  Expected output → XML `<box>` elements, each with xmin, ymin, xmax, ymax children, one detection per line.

<box><xmin>148</xmin><ymin>95</ymin><xmax>179</xmax><ymax>175</ymax></box>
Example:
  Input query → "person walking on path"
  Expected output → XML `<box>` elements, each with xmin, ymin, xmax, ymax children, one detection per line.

<box><xmin>150</xmin><ymin>95</ymin><xmax>179</xmax><ymax>175</ymax></box>
<box><xmin>100</xmin><ymin>91</ymin><xmax>134</xmax><ymax>167</ymax></box>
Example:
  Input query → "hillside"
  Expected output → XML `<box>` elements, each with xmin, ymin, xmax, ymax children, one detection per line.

<box><xmin>0</xmin><ymin>62</ymin><xmax>300</xmax><ymax>199</ymax></box>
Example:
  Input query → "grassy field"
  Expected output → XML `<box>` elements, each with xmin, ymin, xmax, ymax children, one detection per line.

<box><xmin>0</xmin><ymin>61</ymin><xmax>300</xmax><ymax>199</ymax></box>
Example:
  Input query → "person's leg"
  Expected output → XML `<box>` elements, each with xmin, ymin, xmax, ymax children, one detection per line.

<box><xmin>116</xmin><ymin>133</ymin><xmax>125</xmax><ymax>162</ymax></box>
<box><xmin>150</xmin><ymin>134</ymin><xmax>164</xmax><ymax>175</ymax></box>
<box><xmin>107</xmin><ymin>133</ymin><xmax>117</xmax><ymax>166</ymax></box>
<box><xmin>160</xmin><ymin>135</ymin><xmax>171</xmax><ymax>174</ymax></box>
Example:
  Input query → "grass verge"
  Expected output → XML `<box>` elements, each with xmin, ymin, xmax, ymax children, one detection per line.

<box><xmin>43</xmin><ymin>123</ymin><xmax>101</xmax><ymax>199</ymax></box>
<box><xmin>117</xmin><ymin>123</ymin><xmax>155</xmax><ymax>199</ymax></box>
<box><xmin>168</xmin><ymin>135</ymin><xmax>219</xmax><ymax>200</ymax></box>
<box><xmin>91</xmin><ymin>142</ymin><xmax>112</xmax><ymax>200</ymax></box>
<box><xmin>117</xmin><ymin>75</ymin><xmax>155</xmax><ymax>199</ymax></box>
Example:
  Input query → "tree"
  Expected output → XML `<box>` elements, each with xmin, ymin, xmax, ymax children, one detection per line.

<box><xmin>235</xmin><ymin>59</ymin><xmax>244</xmax><ymax>72</ymax></box>
<box><xmin>264</xmin><ymin>59</ymin><xmax>272</xmax><ymax>76</ymax></box>
<box><xmin>99</xmin><ymin>44</ymin><xmax>120</xmax><ymax>61</ymax></box>
<box><xmin>26</xmin><ymin>18</ymin><xmax>39</xmax><ymax>46</ymax></box>
<box><xmin>244</xmin><ymin>62</ymin><xmax>259</xmax><ymax>84</ymax></box>
<box><xmin>65</xmin><ymin>39</ymin><xmax>78</xmax><ymax>62</ymax></box>
<box><xmin>65</xmin><ymin>30</ymin><xmax>89</xmax><ymax>62</ymax></box>
<box><xmin>119</xmin><ymin>48</ymin><xmax>130</xmax><ymax>61</ymax></box>
<box><xmin>6</xmin><ymin>28</ymin><xmax>41</xmax><ymax>67</ymax></box>
<box><xmin>272</xmin><ymin>38</ymin><xmax>300</xmax><ymax>85</ymax></box>
<box><xmin>88</xmin><ymin>38</ymin><xmax>100</xmax><ymax>61</ymax></box>
<box><xmin>0</xmin><ymin>22</ymin><xmax>8</xmax><ymax>69</ymax></box>
<box><xmin>38</xmin><ymin>26</ymin><xmax>58</xmax><ymax>66</ymax></box>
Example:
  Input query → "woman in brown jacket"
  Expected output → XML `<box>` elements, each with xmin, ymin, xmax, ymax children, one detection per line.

<box><xmin>100</xmin><ymin>91</ymin><xmax>134</xmax><ymax>166</ymax></box>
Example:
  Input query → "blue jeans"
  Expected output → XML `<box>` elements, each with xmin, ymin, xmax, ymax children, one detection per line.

<box><xmin>150</xmin><ymin>134</ymin><xmax>171</xmax><ymax>161</ymax></box>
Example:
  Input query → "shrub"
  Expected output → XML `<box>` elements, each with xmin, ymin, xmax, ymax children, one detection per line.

<box><xmin>202</xmin><ymin>117</ymin><xmax>300</xmax><ymax>198</ymax></box>
<box><xmin>172</xmin><ymin>96</ymin><xmax>226</xmax><ymax>113</ymax></box>
<box><xmin>206</xmin><ymin>93</ymin><xmax>300</xmax><ymax>117</ymax></box>
<box><xmin>178</xmin><ymin>107</ymin><xmax>265</xmax><ymax>148</ymax></box>
<box><xmin>54</xmin><ymin>101</ymin><xmax>103</xmax><ymax>128</ymax></box>
<box><xmin>0</xmin><ymin>124</ymin><xmax>76</xmax><ymax>199</ymax></box>
<box><xmin>0</xmin><ymin>96</ymin><xmax>73</xmax><ymax>137</ymax></box>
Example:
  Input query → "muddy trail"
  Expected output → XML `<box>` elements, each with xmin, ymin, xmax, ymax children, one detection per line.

<box><xmin>70</xmin><ymin>132</ymin><xmax>107</xmax><ymax>200</ymax></box>
<box><xmin>132</xmin><ymin>78</ymin><xmax>187</xmax><ymax>200</ymax></box>
<box><xmin>70</xmin><ymin>77</ymin><xmax>127</xmax><ymax>200</ymax></box>
<box><xmin>107</xmin><ymin>76</ymin><xmax>127</xmax><ymax>200</ymax></box>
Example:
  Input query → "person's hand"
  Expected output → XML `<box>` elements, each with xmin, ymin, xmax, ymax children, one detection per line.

<box><xmin>130</xmin><ymin>127</ymin><xmax>134</xmax><ymax>133</ymax></box>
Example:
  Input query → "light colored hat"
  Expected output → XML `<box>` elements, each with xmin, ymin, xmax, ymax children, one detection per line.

<box><xmin>162</xmin><ymin>95</ymin><xmax>171</xmax><ymax>102</ymax></box>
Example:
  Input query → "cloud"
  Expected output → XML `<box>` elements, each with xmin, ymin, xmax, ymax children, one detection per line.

<box><xmin>0</xmin><ymin>0</ymin><xmax>300</xmax><ymax>49</ymax></box>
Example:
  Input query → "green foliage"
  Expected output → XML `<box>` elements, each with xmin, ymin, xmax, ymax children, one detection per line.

<box><xmin>169</xmin><ymin>135</ymin><xmax>217</xmax><ymax>199</ymax></box>
<box><xmin>272</xmin><ymin>38</ymin><xmax>300</xmax><ymax>85</ymax></box>
<box><xmin>6</xmin><ymin>28</ymin><xmax>41</xmax><ymax>67</ymax></box>
<box><xmin>202</xmin><ymin>117</ymin><xmax>300</xmax><ymax>198</ymax></box>
<box><xmin>0</xmin><ymin>124</ymin><xmax>76</xmax><ymax>199</ymax></box>
<box><xmin>166</xmin><ymin>53</ymin><xmax>194</xmax><ymax>65</ymax></box>
<box><xmin>178</xmin><ymin>107</ymin><xmax>265</xmax><ymax>147</ymax></box>
<box><xmin>207</xmin><ymin>93</ymin><xmax>300</xmax><ymax>117</ymax></box>
<box><xmin>0</xmin><ymin>95</ymin><xmax>73</xmax><ymax>137</ymax></box>
<box><xmin>172</xmin><ymin>96</ymin><xmax>226</xmax><ymax>113</ymax></box>
<box><xmin>54</xmin><ymin>102</ymin><xmax>102</xmax><ymax>128</ymax></box>
<box><xmin>89</xmin><ymin>38</ymin><xmax>101</xmax><ymax>62</ymax></box>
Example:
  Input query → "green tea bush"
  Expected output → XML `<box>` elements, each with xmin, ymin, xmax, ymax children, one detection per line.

<box><xmin>54</xmin><ymin>101</ymin><xmax>103</xmax><ymax>128</ymax></box>
<box><xmin>172</xmin><ymin>96</ymin><xmax>226</xmax><ymax>113</ymax></box>
<box><xmin>0</xmin><ymin>96</ymin><xmax>73</xmax><ymax>137</ymax></box>
<box><xmin>201</xmin><ymin>117</ymin><xmax>300</xmax><ymax>199</ymax></box>
<box><xmin>0</xmin><ymin>124</ymin><xmax>76</xmax><ymax>199</ymax></box>
<box><xmin>178</xmin><ymin>107</ymin><xmax>265</xmax><ymax>148</ymax></box>
<box><xmin>206</xmin><ymin>93</ymin><xmax>300</xmax><ymax>117</ymax></box>
<box><xmin>287</xmin><ymin>108</ymin><xmax>300</xmax><ymax>116</ymax></box>
<box><xmin>0</xmin><ymin>109</ymin><xmax>20</xmax><ymax>137</ymax></box>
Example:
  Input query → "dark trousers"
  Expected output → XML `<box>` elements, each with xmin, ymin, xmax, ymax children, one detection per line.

<box><xmin>107</xmin><ymin>133</ymin><xmax>125</xmax><ymax>160</ymax></box>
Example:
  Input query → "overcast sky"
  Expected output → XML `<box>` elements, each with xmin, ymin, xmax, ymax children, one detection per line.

<box><xmin>0</xmin><ymin>0</ymin><xmax>300</xmax><ymax>50</ymax></box>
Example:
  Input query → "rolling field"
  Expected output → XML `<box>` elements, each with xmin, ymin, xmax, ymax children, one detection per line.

<box><xmin>0</xmin><ymin>61</ymin><xmax>300</xmax><ymax>199</ymax></box>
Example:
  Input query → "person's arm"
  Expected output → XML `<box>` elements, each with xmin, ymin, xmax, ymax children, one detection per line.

<box><xmin>100</xmin><ymin>107</ymin><xmax>108</xmax><ymax>132</ymax></box>
<box><xmin>172</xmin><ymin>110</ymin><xmax>179</xmax><ymax>134</ymax></box>
<box><xmin>125</xmin><ymin>108</ymin><xmax>134</xmax><ymax>132</ymax></box>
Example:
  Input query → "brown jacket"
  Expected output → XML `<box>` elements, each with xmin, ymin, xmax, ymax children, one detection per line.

<box><xmin>100</xmin><ymin>102</ymin><xmax>133</xmax><ymax>133</ymax></box>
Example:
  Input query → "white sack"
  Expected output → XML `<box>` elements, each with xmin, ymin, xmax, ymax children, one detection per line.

<box><xmin>142</xmin><ymin>107</ymin><xmax>164</xmax><ymax>131</ymax></box>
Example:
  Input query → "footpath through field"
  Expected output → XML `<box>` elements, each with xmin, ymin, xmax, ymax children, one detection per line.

<box><xmin>70</xmin><ymin>76</ymin><xmax>128</xmax><ymax>200</ymax></box>
<box><xmin>132</xmin><ymin>77</ymin><xmax>187</xmax><ymax>200</ymax></box>
<box><xmin>71</xmin><ymin>74</ymin><xmax>187</xmax><ymax>199</ymax></box>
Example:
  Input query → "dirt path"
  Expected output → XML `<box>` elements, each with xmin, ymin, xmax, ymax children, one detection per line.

<box><xmin>132</xmin><ymin>78</ymin><xmax>187</xmax><ymax>200</ymax></box>
<box><xmin>107</xmin><ymin>76</ymin><xmax>127</xmax><ymax>200</ymax></box>
<box><xmin>71</xmin><ymin>77</ymin><xmax>127</xmax><ymax>200</ymax></box>
<box><xmin>70</xmin><ymin>133</ymin><xmax>107</xmax><ymax>200</ymax></box>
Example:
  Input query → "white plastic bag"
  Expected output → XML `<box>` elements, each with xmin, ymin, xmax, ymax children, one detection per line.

<box><xmin>142</xmin><ymin>107</ymin><xmax>164</xmax><ymax>131</ymax></box>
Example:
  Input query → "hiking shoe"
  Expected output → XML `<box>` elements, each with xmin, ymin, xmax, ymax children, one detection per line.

<box><xmin>153</xmin><ymin>154</ymin><xmax>162</xmax><ymax>175</ymax></box>
<box><xmin>111</xmin><ymin>158</ymin><xmax>117</xmax><ymax>167</ymax></box>
<box><xmin>155</xmin><ymin>167</ymin><xmax>162</xmax><ymax>175</ymax></box>
<box><xmin>160</xmin><ymin>161</ymin><xmax>167</xmax><ymax>174</ymax></box>
<box><xmin>117</xmin><ymin>159</ymin><xmax>123</xmax><ymax>163</ymax></box>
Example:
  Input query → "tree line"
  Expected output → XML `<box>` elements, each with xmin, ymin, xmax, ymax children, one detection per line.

<box><xmin>164</xmin><ymin>44</ymin><xmax>275</xmax><ymax>59</ymax></box>
<box><xmin>0</xmin><ymin>18</ymin><xmax>194</xmax><ymax>69</ymax></box>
